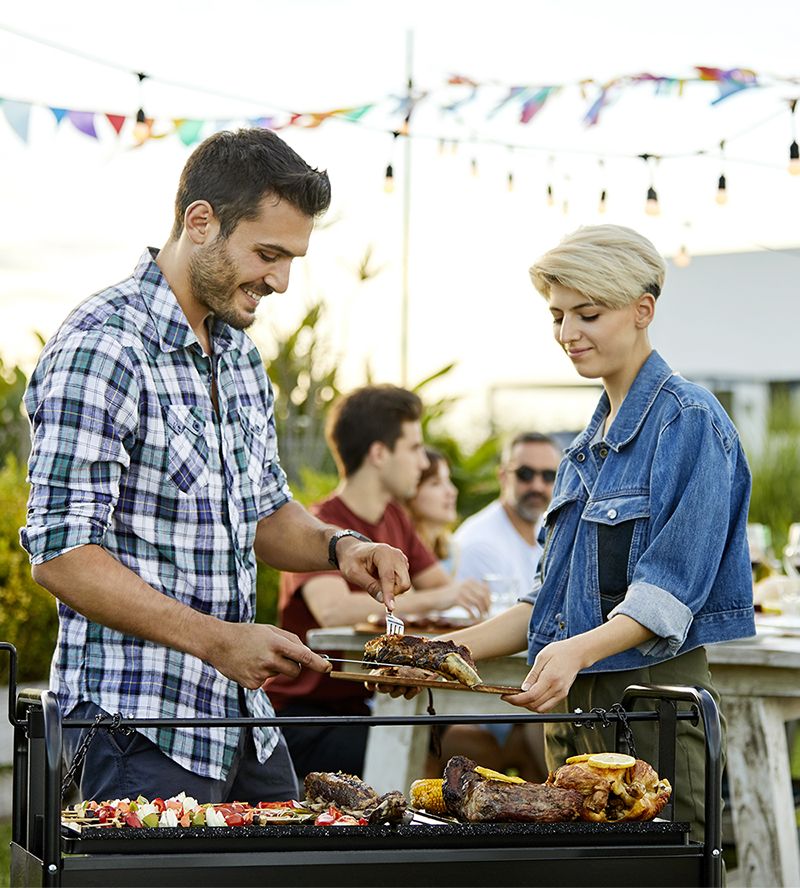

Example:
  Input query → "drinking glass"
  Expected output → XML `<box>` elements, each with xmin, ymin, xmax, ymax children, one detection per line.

<box><xmin>483</xmin><ymin>574</ymin><xmax>520</xmax><ymax>616</ymax></box>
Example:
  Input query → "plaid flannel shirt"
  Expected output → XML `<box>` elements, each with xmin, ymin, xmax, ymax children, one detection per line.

<box><xmin>20</xmin><ymin>248</ymin><xmax>292</xmax><ymax>780</ymax></box>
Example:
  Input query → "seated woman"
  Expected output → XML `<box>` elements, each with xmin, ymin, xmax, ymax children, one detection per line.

<box><xmin>404</xmin><ymin>447</ymin><xmax>460</xmax><ymax>576</ymax></box>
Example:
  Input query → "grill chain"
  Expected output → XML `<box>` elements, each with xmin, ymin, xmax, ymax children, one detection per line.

<box><xmin>572</xmin><ymin>702</ymin><xmax>637</xmax><ymax>760</ymax></box>
<box><xmin>61</xmin><ymin>711</ymin><xmax>133</xmax><ymax>800</ymax></box>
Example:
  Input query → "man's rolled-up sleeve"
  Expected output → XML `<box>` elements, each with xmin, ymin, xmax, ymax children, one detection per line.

<box><xmin>21</xmin><ymin>333</ymin><xmax>140</xmax><ymax>564</ymax></box>
<box><xmin>608</xmin><ymin>406</ymin><xmax>735</xmax><ymax>657</ymax></box>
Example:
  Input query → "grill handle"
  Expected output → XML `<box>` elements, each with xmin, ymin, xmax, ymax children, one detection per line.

<box><xmin>620</xmin><ymin>683</ymin><xmax>722</xmax><ymax>888</ymax></box>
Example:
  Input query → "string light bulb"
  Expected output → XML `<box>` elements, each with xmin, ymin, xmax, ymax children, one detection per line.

<box><xmin>645</xmin><ymin>185</ymin><xmax>660</xmax><ymax>216</ymax></box>
<box><xmin>789</xmin><ymin>100</ymin><xmax>800</xmax><ymax>175</ymax></box>
<box><xmin>384</xmin><ymin>163</ymin><xmax>394</xmax><ymax>193</ymax></box>
<box><xmin>716</xmin><ymin>141</ymin><xmax>728</xmax><ymax>204</ymax></box>
<box><xmin>507</xmin><ymin>170</ymin><xmax>514</xmax><ymax>192</ymax></box>
<box><xmin>597</xmin><ymin>160</ymin><xmax>607</xmax><ymax>214</ymax></box>
<box><xmin>673</xmin><ymin>245</ymin><xmax>691</xmax><ymax>268</ymax></box>
<box><xmin>132</xmin><ymin>72</ymin><xmax>150</xmax><ymax>144</ymax></box>
<box><xmin>384</xmin><ymin>130</ymin><xmax>399</xmax><ymax>193</ymax></box>
<box><xmin>716</xmin><ymin>174</ymin><xmax>728</xmax><ymax>205</ymax></box>
<box><xmin>640</xmin><ymin>153</ymin><xmax>660</xmax><ymax>216</ymax></box>
<box><xmin>133</xmin><ymin>108</ymin><xmax>151</xmax><ymax>144</ymax></box>
<box><xmin>546</xmin><ymin>183</ymin><xmax>555</xmax><ymax>207</ymax></box>
<box><xmin>470</xmin><ymin>157</ymin><xmax>479</xmax><ymax>177</ymax></box>
<box><xmin>790</xmin><ymin>140</ymin><xmax>800</xmax><ymax>176</ymax></box>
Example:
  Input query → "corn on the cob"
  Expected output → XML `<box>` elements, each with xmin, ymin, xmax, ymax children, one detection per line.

<box><xmin>409</xmin><ymin>778</ymin><xmax>448</xmax><ymax>814</ymax></box>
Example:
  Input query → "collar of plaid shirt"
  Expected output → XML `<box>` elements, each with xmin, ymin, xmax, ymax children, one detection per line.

<box><xmin>21</xmin><ymin>249</ymin><xmax>293</xmax><ymax>780</ymax></box>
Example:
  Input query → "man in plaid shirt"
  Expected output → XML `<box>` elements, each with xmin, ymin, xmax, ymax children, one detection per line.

<box><xmin>21</xmin><ymin>128</ymin><xmax>410</xmax><ymax>804</ymax></box>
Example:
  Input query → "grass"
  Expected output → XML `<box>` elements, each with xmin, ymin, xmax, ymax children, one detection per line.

<box><xmin>0</xmin><ymin>820</ymin><xmax>9</xmax><ymax>888</ymax></box>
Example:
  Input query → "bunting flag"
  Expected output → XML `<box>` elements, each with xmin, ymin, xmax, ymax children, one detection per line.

<box><xmin>696</xmin><ymin>66</ymin><xmax>759</xmax><ymax>104</ymax></box>
<box><xmin>106</xmin><ymin>114</ymin><xmax>126</xmax><ymax>135</ymax></box>
<box><xmin>49</xmin><ymin>107</ymin><xmax>68</xmax><ymax>125</ymax></box>
<box><xmin>0</xmin><ymin>63</ymin><xmax>794</xmax><ymax>149</ymax></box>
<box><xmin>68</xmin><ymin>110</ymin><xmax>98</xmax><ymax>139</ymax></box>
<box><xmin>2</xmin><ymin>99</ymin><xmax>31</xmax><ymax>142</ymax></box>
<box><xmin>520</xmin><ymin>86</ymin><xmax>558</xmax><ymax>124</ymax></box>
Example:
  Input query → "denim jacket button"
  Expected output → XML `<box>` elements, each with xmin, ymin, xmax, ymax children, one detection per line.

<box><xmin>607</xmin><ymin>508</ymin><xmax>617</xmax><ymax>519</ymax></box>
<box><xmin>576</xmin><ymin>452</ymin><xmax>586</xmax><ymax>462</ymax></box>
<box><xmin>558</xmin><ymin>621</ymin><xmax>566</xmax><ymax>630</ymax></box>
<box><xmin>599</xmin><ymin>447</ymin><xmax>608</xmax><ymax>458</ymax></box>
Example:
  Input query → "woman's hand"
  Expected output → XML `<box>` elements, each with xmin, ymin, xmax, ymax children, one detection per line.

<box><xmin>501</xmin><ymin>637</ymin><xmax>588</xmax><ymax>712</ymax></box>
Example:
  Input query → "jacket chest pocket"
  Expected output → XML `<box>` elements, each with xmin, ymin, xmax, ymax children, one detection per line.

<box><xmin>582</xmin><ymin>494</ymin><xmax>650</xmax><ymax>617</ymax></box>
<box><xmin>238</xmin><ymin>406</ymin><xmax>277</xmax><ymax>491</ymax></box>
<box><xmin>164</xmin><ymin>405</ymin><xmax>210</xmax><ymax>494</ymax></box>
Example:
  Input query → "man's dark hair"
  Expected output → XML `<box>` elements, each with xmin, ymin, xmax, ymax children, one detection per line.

<box><xmin>502</xmin><ymin>431</ymin><xmax>559</xmax><ymax>464</ymax></box>
<box><xmin>170</xmin><ymin>128</ymin><xmax>331</xmax><ymax>240</ymax></box>
<box><xmin>326</xmin><ymin>385</ymin><xmax>423</xmax><ymax>478</ymax></box>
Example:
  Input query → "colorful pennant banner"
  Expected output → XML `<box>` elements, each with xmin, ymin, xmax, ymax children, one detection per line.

<box><xmin>0</xmin><ymin>65</ymin><xmax>796</xmax><ymax>147</ymax></box>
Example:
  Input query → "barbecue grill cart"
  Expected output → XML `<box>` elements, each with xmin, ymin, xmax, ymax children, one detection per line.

<box><xmin>2</xmin><ymin>642</ymin><xmax>723</xmax><ymax>887</ymax></box>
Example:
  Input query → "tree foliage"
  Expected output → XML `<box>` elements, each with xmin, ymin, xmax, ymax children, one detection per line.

<box><xmin>746</xmin><ymin>401</ymin><xmax>800</xmax><ymax>554</ymax></box>
<box><xmin>0</xmin><ymin>457</ymin><xmax>59</xmax><ymax>683</ymax></box>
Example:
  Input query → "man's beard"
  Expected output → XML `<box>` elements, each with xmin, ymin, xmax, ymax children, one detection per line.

<box><xmin>187</xmin><ymin>238</ymin><xmax>252</xmax><ymax>330</ymax></box>
<box><xmin>513</xmin><ymin>493</ymin><xmax>547</xmax><ymax>524</ymax></box>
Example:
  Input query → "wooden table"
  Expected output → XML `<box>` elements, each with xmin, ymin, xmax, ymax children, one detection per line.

<box><xmin>307</xmin><ymin>624</ymin><xmax>800</xmax><ymax>888</ymax></box>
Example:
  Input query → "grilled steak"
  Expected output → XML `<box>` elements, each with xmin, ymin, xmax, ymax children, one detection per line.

<box><xmin>442</xmin><ymin>754</ymin><xmax>475</xmax><ymax>816</ymax></box>
<box><xmin>443</xmin><ymin>756</ymin><xmax>583</xmax><ymax>823</ymax></box>
<box><xmin>304</xmin><ymin>771</ymin><xmax>379</xmax><ymax>811</ymax></box>
<box><xmin>364</xmin><ymin>635</ymin><xmax>482</xmax><ymax>686</ymax></box>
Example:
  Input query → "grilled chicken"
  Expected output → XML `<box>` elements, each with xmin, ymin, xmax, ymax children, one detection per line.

<box><xmin>548</xmin><ymin>757</ymin><xmax>672</xmax><ymax>822</ymax></box>
<box><xmin>442</xmin><ymin>755</ymin><xmax>583</xmax><ymax>823</ymax></box>
<box><xmin>364</xmin><ymin>635</ymin><xmax>483</xmax><ymax>687</ymax></box>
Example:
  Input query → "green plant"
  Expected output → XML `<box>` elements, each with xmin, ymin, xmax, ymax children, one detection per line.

<box><xmin>255</xmin><ymin>467</ymin><xmax>338</xmax><ymax>626</ymax></box>
<box><xmin>0</xmin><ymin>356</ymin><xmax>31</xmax><ymax>468</ymax></box>
<box><xmin>413</xmin><ymin>363</ymin><xmax>503</xmax><ymax>522</ymax></box>
<box><xmin>265</xmin><ymin>302</ymin><xmax>340</xmax><ymax>486</ymax></box>
<box><xmin>0</xmin><ymin>457</ymin><xmax>59</xmax><ymax>684</ymax></box>
<box><xmin>745</xmin><ymin>398</ymin><xmax>800</xmax><ymax>554</ymax></box>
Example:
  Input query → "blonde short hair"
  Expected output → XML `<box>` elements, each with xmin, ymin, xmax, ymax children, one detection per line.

<box><xmin>529</xmin><ymin>224</ymin><xmax>666</xmax><ymax>309</ymax></box>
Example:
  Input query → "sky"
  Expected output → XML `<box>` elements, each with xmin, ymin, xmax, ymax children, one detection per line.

<box><xmin>1</xmin><ymin>0</ymin><xmax>799</xmax><ymax>441</ymax></box>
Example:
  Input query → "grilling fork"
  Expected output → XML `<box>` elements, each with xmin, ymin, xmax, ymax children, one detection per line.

<box><xmin>384</xmin><ymin>606</ymin><xmax>405</xmax><ymax>635</ymax></box>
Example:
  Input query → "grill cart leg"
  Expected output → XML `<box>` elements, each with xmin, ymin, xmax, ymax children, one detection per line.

<box><xmin>621</xmin><ymin>684</ymin><xmax>723</xmax><ymax>888</ymax></box>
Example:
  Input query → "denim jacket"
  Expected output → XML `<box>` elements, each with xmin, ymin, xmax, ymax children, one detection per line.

<box><xmin>522</xmin><ymin>350</ymin><xmax>755</xmax><ymax>672</ymax></box>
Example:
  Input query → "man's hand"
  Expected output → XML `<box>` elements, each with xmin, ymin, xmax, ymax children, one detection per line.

<box><xmin>365</xmin><ymin>667</ymin><xmax>427</xmax><ymax>700</ymax></box>
<box><xmin>440</xmin><ymin>579</ymin><xmax>491</xmax><ymax>619</ymax></box>
<box><xmin>209</xmin><ymin>622</ymin><xmax>332</xmax><ymax>690</ymax></box>
<box><xmin>501</xmin><ymin>637</ymin><xmax>587</xmax><ymax>712</ymax></box>
<box><xmin>335</xmin><ymin>539</ymin><xmax>411</xmax><ymax>611</ymax></box>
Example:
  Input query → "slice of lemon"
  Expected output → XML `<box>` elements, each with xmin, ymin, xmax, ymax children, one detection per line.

<box><xmin>565</xmin><ymin>754</ymin><xmax>593</xmax><ymax>764</ymax></box>
<box><xmin>587</xmin><ymin>752</ymin><xmax>636</xmax><ymax>769</ymax></box>
<box><xmin>474</xmin><ymin>766</ymin><xmax>527</xmax><ymax>784</ymax></box>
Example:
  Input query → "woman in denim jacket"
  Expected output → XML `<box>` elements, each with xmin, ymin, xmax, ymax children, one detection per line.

<box><xmin>433</xmin><ymin>224</ymin><xmax>754</xmax><ymax>836</ymax></box>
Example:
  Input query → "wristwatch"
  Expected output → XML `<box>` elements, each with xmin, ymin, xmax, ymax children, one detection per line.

<box><xmin>327</xmin><ymin>529</ymin><xmax>372</xmax><ymax>569</ymax></box>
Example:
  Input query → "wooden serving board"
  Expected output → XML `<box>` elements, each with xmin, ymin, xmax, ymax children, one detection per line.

<box><xmin>353</xmin><ymin>617</ymin><xmax>476</xmax><ymax>635</ymax></box>
<box><xmin>329</xmin><ymin>670</ymin><xmax>521</xmax><ymax>695</ymax></box>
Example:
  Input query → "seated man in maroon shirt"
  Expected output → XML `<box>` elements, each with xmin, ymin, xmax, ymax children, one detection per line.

<box><xmin>267</xmin><ymin>384</ymin><xmax>490</xmax><ymax>778</ymax></box>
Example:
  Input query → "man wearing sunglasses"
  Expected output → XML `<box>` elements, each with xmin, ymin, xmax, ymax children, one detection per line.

<box><xmin>447</xmin><ymin>431</ymin><xmax>561</xmax><ymax>781</ymax></box>
<box><xmin>454</xmin><ymin>431</ymin><xmax>561</xmax><ymax>604</ymax></box>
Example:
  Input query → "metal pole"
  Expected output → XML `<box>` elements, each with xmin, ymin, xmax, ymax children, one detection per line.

<box><xmin>400</xmin><ymin>29</ymin><xmax>413</xmax><ymax>386</ymax></box>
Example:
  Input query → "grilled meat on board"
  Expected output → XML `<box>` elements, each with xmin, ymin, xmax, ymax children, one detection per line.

<box><xmin>443</xmin><ymin>756</ymin><xmax>583</xmax><ymax>823</ymax></box>
<box><xmin>303</xmin><ymin>772</ymin><xmax>407</xmax><ymax>824</ymax></box>
<box><xmin>363</xmin><ymin>635</ymin><xmax>482</xmax><ymax>687</ymax></box>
